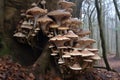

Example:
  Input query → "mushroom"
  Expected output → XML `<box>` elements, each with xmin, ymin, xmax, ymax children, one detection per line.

<box><xmin>58</xmin><ymin>0</ymin><xmax>76</xmax><ymax>9</ymax></box>
<box><xmin>87</xmin><ymin>48</ymin><xmax>98</xmax><ymax>53</ymax></box>
<box><xmin>49</xmin><ymin>35</ymin><xmax>70</xmax><ymax>47</ymax></box>
<box><xmin>13</xmin><ymin>32</ymin><xmax>26</xmax><ymax>38</ymax></box>
<box><xmin>37</xmin><ymin>16</ymin><xmax>53</xmax><ymax>33</ymax></box>
<box><xmin>78</xmin><ymin>37</ymin><xmax>96</xmax><ymax>47</ymax></box>
<box><xmin>69</xmin><ymin>63</ymin><xmax>82</xmax><ymax>71</ymax></box>
<box><xmin>64</xmin><ymin>30</ymin><xmax>78</xmax><ymax>46</ymax></box>
<box><xmin>81</xmin><ymin>48</ymin><xmax>95</xmax><ymax>57</ymax></box>
<box><xmin>26</xmin><ymin>6</ymin><xmax>47</xmax><ymax>28</ymax></box>
<box><xmin>49</xmin><ymin>23</ymin><xmax>59</xmax><ymax>36</ymax></box>
<box><xmin>41</xmin><ymin>0</ymin><xmax>46</xmax><ymax>9</ymax></box>
<box><xmin>58</xmin><ymin>58</ymin><xmax>65</xmax><ymax>64</ymax></box>
<box><xmin>77</xmin><ymin>30</ymin><xmax>91</xmax><ymax>37</ymax></box>
<box><xmin>47</xmin><ymin>10</ymin><xmax>71</xmax><ymax>25</ymax></box>
<box><xmin>58</xmin><ymin>26</ymin><xmax>69</xmax><ymax>34</ymax></box>
<box><xmin>90</xmin><ymin>53</ymin><xmax>101</xmax><ymax>60</ymax></box>
<box><xmin>82</xmin><ymin>59</ymin><xmax>93</xmax><ymax>69</ymax></box>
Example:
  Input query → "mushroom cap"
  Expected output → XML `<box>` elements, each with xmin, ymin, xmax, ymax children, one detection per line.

<box><xmin>49</xmin><ymin>24</ymin><xmax>59</xmax><ymax>28</ymax></box>
<box><xmin>58</xmin><ymin>26</ymin><xmax>69</xmax><ymax>30</ymax></box>
<box><xmin>13</xmin><ymin>32</ymin><xmax>26</xmax><ymax>38</ymax></box>
<box><xmin>58</xmin><ymin>58</ymin><xmax>64</xmax><ymax>64</ymax></box>
<box><xmin>61</xmin><ymin>18</ymin><xmax>72</xmax><ymax>24</ymax></box>
<box><xmin>79</xmin><ymin>37</ymin><xmax>96</xmax><ymax>43</ymax></box>
<box><xmin>77</xmin><ymin>30</ymin><xmax>91</xmax><ymax>36</ymax></box>
<box><xmin>47</xmin><ymin>10</ymin><xmax>71</xmax><ymax>21</ymax></box>
<box><xmin>22</xmin><ymin>21</ymin><xmax>30</xmax><ymax>26</ymax></box>
<box><xmin>37</xmin><ymin>16</ymin><xmax>53</xmax><ymax>23</ymax></box>
<box><xmin>35</xmin><ymin>27</ymin><xmax>40</xmax><ymax>31</ymax></box>
<box><xmin>69</xmin><ymin>63</ymin><xmax>82</xmax><ymax>70</ymax></box>
<box><xmin>50</xmin><ymin>35</ymin><xmax>70</xmax><ymax>41</ymax></box>
<box><xmin>21</xmin><ymin>25</ymin><xmax>33</xmax><ymax>29</ymax></box>
<box><xmin>62</xmin><ymin>52</ymin><xmax>71</xmax><ymax>58</ymax></box>
<box><xmin>26</xmin><ymin>6</ymin><xmax>47</xmax><ymax>15</ymax></box>
<box><xmin>70</xmin><ymin>49</ymin><xmax>82</xmax><ymax>56</ymax></box>
<box><xmin>87</xmin><ymin>48</ymin><xmax>98</xmax><ymax>52</ymax></box>
<box><xmin>64</xmin><ymin>30</ymin><xmax>78</xmax><ymax>39</ymax></box>
<box><xmin>58</xmin><ymin>1</ymin><xmax>76</xmax><ymax>9</ymax></box>
<box><xmin>49</xmin><ymin>35</ymin><xmax>70</xmax><ymax>47</ymax></box>
<box><xmin>31</xmin><ymin>3</ymin><xmax>37</xmax><ymax>7</ymax></box>
<box><xmin>70</xmin><ymin>18</ymin><xmax>82</xmax><ymax>25</ymax></box>
<box><xmin>51</xmin><ymin>52</ymin><xmax>58</xmax><ymax>56</ymax></box>
<box><xmin>90</xmin><ymin>54</ymin><xmax>101</xmax><ymax>60</ymax></box>
<box><xmin>81</xmin><ymin>48</ymin><xmax>95</xmax><ymax>57</ymax></box>
<box><xmin>83</xmin><ymin>59</ymin><xmax>93</xmax><ymax>62</ymax></box>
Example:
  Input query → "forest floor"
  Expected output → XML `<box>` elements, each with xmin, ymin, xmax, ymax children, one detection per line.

<box><xmin>98</xmin><ymin>54</ymin><xmax>120</xmax><ymax>72</ymax></box>
<box><xmin>0</xmin><ymin>54</ymin><xmax>120</xmax><ymax>80</ymax></box>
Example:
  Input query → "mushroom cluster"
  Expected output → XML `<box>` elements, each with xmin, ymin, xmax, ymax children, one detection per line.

<box><xmin>13</xmin><ymin>0</ymin><xmax>101</xmax><ymax>77</ymax></box>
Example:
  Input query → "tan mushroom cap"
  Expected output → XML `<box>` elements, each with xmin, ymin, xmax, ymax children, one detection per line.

<box><xmin>51</xmin><ymin>52</ymin><xmax>58</xmax><ymax>56</ymax></box>
<box><xmin>50</xmin><ymin>35</ymin><xmax>70</xmax><ymax>41</ymax></box>
<box><xmin>77</xmin><ymin>30</ymin><xmax>91</xmax><ymax>36</ymax></box>
<box><xmin>69</xmin><ymin>63</ymin><xmax>82</xmax><ymax>70</ymax></box>
<box><xmin>49</xmin><ymin>24</ymin><xmax>59</xmax><ymax>28</ymax></box>
<box><xmin>47</xmin><ymin>10</ymin><xmax>71</xmax><ymax>23</ymax></box>
<box><xmin>26</xmin><ymin>6</ymin><xmax>47</xmax><ymax>15</ymax></box>
<box><xmin>58</xmin><ymin>26</ymin><xmax>69</xmax><ymax>30</ymax></box>
<box><xmin>47</xmin><ymin>10</ymin><xmax>71</xmax><ymax>17</ymax></box>
<box><xmin>37</xmin><ymin>16</ymin><xmax>53</xmax><ymax>23</ymax></box>
<box><xmin>90</xmin><ymin>54</ymin><xmax>101</xmax><ymax>60</ymax></box>
<box><xmin>70</xmin><ymin>18</ymin><xmax>82</xmax><ymax>25</ymax></box>
<box><xmin>70</xmin><ymin>49</ymin><xmax>82</xmax><ymax>56</ymax></box>
<box><xmin>31</xmin><ymin>3</ymin><xmax>37</xmax><ymax>7</ymax></box>
<box><xmin>49</xmin><ymin>35</ymin><xmax>70</xmax><ymax>47</ymax></box>
<box><xmin>58</xmin><ymin>1</ymin><xmax>76</xmax><ymax>9</ymax></box>
<box><xmin>81</xmin><ymin>48</ymin><xmax>95</xmax><ymax>57</ymax></box>
<box><xmin>79</xmin><ymin>37</ymin><xmax>96</xmax><ymax>43</ymax></box>
<box><xmin>87</xmin><ymin>48</ymin><xmax>98</xmax><ymax>52</ymax></box>
<box><xmin>64</xmin><ymin>30</ymin><xmax>78</xmax><ymax>39</ymax></box>
<box><xmin>13</xmin><ymin>32</ymin><xmax>26</xmax><ymax>38</ymax></box>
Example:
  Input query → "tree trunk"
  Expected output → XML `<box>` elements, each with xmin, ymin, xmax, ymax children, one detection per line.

<box><xmin>113</xmin><ymin>0</ymin><xmax>120</xmax><ymax>20</ymax></box>
<box><xmin>95</xmin><ymin>0</ymin><xmax>111</xmax><ymax>71</ymax></box>
<box><xmin>70</xmin><ymin>0</ymin><xmax>84</xmax><ymax>18</ymax></box>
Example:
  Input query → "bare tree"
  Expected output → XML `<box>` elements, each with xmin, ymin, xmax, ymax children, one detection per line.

<box><xmin>113</xmin><ymin>0</ymin><xmax>120</xmax><ymax>20</ymax></box>
<box><xmin>95</xmin><ymin>0</ymin><xmax>111</xmax><ymax>70</ymax></box>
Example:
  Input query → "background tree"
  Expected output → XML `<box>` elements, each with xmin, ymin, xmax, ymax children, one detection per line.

<box><xmin>95</xmin><ymin>0</ymin><xmax>111</xmax><ymax>70</ymax></box>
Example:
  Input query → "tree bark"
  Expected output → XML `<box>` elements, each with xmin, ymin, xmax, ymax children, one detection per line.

<box><xmin>95</xmin><ymin>0</ymin><xmax>111</xmax><ymax>71</ymax></box>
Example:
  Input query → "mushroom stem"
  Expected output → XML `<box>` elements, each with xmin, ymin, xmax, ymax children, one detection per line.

<box><xmin>53</xmin><ymin>29</ymin><xmax>57</xmax><ymax>36</ymax></box>
<box><xmin>34</xmin><ymin>15</ymin><xmax>39</xmax><ymax>28</ymax></box>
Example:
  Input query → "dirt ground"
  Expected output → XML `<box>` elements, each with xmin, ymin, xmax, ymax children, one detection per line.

<box><xmin>98</xmin><ymin>54</ymin><xmax>120</xmax><ymax>72</ymax></box>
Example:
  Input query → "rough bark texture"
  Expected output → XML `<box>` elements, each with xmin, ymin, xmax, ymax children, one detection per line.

<box><xmin>95</xmin><ymin>0</ymin><xmax>111</xmax><ymax>71</ymax></box>
<box><xmin>69</xmin><ymin>0</ymin><xmax>84</xmax><ymax>18</ymax></box>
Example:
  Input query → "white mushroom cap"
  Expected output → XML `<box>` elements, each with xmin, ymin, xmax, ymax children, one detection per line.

<box><xmin>69</xmin><ymin>63</ymin><xmax>82</xmax><ymax>70</ymax></box>
<box><xmin>58</xmin><ymin>58</ymin><xmax>64</xmax><ymax>64</ymax></box>
<box><xmin>62</xmin><ymin>52</ymin><xmax>71</xmax><ymax>58</ymax></box>
<box><xmin>13</xmin><ymin>32</ymin><xmax>26</xmax><ymax>38</ymax></box>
